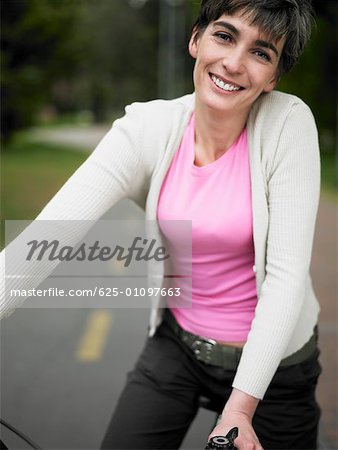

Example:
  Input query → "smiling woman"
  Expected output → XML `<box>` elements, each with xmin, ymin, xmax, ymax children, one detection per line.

<box><xmin>0</xmin><ymin>1</ymin><xmax>322</xmax><ymax>450</ymax></box>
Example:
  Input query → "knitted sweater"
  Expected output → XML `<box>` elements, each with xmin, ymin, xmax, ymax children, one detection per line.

<box><xmin>0</xmin><ymin>90</ymin><xmax>321</xmax><ymax>399</ymax></box>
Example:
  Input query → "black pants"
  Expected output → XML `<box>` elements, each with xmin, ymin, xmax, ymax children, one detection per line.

<box><xmin>100</xmin><ymin>318</ymin><xmax>321</xmax><ymax>450</ymax></box>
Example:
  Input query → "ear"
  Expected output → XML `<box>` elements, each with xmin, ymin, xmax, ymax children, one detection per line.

<box><xmin>188</xmin><ymin>28</ymin><xmax>199</xmax><ymax>59</ymax></box>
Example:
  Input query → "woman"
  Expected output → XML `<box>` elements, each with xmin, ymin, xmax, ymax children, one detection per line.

<box><xmin>1</xmin><ymin>0</ymin><xmax>321</xmax><ymax>449</ymax></box>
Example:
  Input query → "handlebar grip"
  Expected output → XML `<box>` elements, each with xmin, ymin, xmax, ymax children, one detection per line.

<box><xmin>204</xmin><ymin>427</ymin><xmax>238</xmax><ymax>449</ymax></box>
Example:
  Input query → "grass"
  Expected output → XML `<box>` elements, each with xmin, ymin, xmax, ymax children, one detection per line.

<box><xmin>1</xmin><ymin>135</ymin><xmax>89</xmax><ymax>221</ymax></box>
<box><xmin>320</xmin><ymin>150</ymin><xmax>338</xmax><ymax>201</ymax></box>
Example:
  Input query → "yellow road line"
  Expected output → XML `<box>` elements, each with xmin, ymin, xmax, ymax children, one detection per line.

<box><xmin>76</xmin><ymin>310</ymin><xmax>113</xmax><ymax>362</ymax></box>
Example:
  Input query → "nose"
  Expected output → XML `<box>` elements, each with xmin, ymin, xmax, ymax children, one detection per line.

<box><xmin>222</xmin><ymin>47</ymin><xmax>246</xmax><ymax>74</ymax></box>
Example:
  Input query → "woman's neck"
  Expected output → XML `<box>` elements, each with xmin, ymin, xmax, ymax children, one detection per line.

<box><xmin>194</xmin><ymin>102</ymin><xmax>248</xmax><ymax>164</ymax></box>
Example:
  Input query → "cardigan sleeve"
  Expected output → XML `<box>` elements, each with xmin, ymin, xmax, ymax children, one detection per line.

<box><xmin>0</xmin><ymin>103</ymin><xmax>148</xmax><ymax>319</ymax></box>
<box><xmin>232</xmin><ymin>103</ymin><xmax>321</xmax><ymax>399</ymax></box>
<box><xmin>36</xmin><ymin>104</ymin><xmax>148</xmax><ymax>220</ymax></box>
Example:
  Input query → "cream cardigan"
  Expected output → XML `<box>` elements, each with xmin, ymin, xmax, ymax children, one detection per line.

<box><xmin>0</xmin><ymin>90</ymin><xmax>321</xmax><ymax>399</ymax></box>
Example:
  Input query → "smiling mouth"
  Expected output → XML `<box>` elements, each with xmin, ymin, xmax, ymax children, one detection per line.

<box><xmin>210</xmin><ymin>73</ymin><xmax>244</xmax><ymax>92</ymax></box>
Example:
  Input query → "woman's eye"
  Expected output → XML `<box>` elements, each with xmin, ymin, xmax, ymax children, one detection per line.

<box><xmin>214</xmin><ymin>32</ymin><xmax>232</xmax><ymax>43</ymax></box>
<box><xmin>254</xmin><ymin>50</ymin><xmax>271</xmax><ymax>62</ymax></box>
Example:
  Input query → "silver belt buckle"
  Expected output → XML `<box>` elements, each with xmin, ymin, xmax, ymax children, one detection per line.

<box><xmin>192</xmin><ymin>337</ymin><xmax>217</xmax><ymax>363</ymax></box>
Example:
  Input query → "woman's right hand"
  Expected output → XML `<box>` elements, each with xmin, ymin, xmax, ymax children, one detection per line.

<box><xmin>208</xmin><ymin>410</ymin><xmax>263</xmax><ymax>449</ymax></box>
<box><xmin>208</xmin><ymin>387</ymin><xmax>263</xmax><ymax>449</ymax></box>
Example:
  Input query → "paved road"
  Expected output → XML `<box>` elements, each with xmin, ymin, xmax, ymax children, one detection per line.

<box><xmin>1</xmin><ymin>199</ymin><xmax>217</xmax><ymax>450</ymax></box>
<box><xmin>1</xmin><ymin>308</ymin><xmax>218</xmax><ymax>450</ymax></box>
<box><xmin>28</xmin><ymin>124</ymin><xmax>111</xmax><ymax>151</ymax></box>
<box><xmin>311</xmin><ymin>194</ymin><xmax>338</xmax><ymax>448</ymax></box>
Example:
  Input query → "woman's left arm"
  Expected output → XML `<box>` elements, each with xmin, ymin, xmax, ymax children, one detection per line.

<box><xmin>232</xmin><ymin>102</ymin><xmax>321</xmax><ymax>399</ymax></box>
<box><xmin>208</xmin><ymin>102</ymin><xmax>321</xmax><ymax>448</ymax></box>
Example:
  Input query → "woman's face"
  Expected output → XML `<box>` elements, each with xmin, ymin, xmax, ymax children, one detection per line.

<box><xmin>189</xmin><ymin>12</ymin><xmax>285</xmax><ymax>116</ymax></box>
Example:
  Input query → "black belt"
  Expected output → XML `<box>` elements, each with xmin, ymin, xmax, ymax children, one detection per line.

<box><xmin>164</xmin><ymin>309</ymin><xmax>317</xmax><ymax>370</ymax></box>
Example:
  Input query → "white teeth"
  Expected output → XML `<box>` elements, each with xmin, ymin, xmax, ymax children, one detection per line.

<box><xmin>211</xmin><ymin>75</ymin><xmax>241</xmax><ymax>91</ymax></box>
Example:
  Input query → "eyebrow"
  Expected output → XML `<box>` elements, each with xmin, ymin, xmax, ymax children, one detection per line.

<box><xmin>212</xmin><ymin>21</ymin><xmax>279</xmax><ymax>57</ymax></box>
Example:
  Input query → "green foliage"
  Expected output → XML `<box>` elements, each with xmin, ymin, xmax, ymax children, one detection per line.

<box><xmin>75</xmin><ymin>0</ymin><xmax>159</xmax><ymax>121</ymax></box>
<box><xmin>278</xmin><ymin>10</ymin><xmax>337</xmax><ymax>154</ymax></box>
<box><xmin>1</xmin><ymin>0</ymin><xmax>86</xmax><ymax>141</ymax></box>
<box><xmin>1</xmin><ymin>0</ymin><xmax>159</xmax><ymax>140</ymax></box>
<box><xmin>320</xmin><ymin>151</ymin><xmax>338</xmax><ymax>199</ymax></box>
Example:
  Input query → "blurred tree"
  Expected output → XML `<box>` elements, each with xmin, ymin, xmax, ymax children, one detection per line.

<box><xmin>1</xmin><ymin>0</ymin><xmax>336</xmax><ymax>152</ymax></box>
<box><xmin>76</xmin><ymin>0</ymin><xmax>159</xmax><ymax>121</ymax></box>
<box><xmin>1</xmin><ymin>0</ymin><xmax>159</xmax><ymax>139</ymax></box>
<box><xmin>1</xmin><ymin>0</ymin><xmax>86</xmax><ymax>142</ymax></box>
<box><xmin>278</xmin><ymin>0</ymin><xmax>337</xmax><ymax>153</ymax></box>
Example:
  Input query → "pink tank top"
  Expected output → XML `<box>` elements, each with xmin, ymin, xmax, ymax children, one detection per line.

<box><xmin>157</xmin><ymin>114</ymin><xmax>257</xmax><ymax>342</ymax></box>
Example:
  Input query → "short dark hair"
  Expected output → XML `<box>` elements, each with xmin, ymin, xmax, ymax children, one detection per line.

<box><xmin>192</xmin><ymin>0</ymin><xmax>315</xmax><ymax>75</ymax></box>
